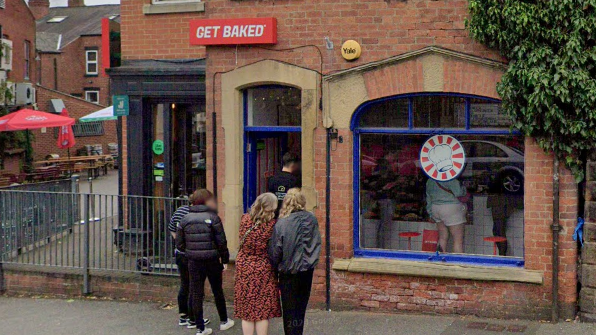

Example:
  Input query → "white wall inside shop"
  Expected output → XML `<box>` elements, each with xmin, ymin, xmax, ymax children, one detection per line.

<box><xmin>360</xmin><ymin>195</ymin><xmax>524</xmax><ymax>257</ymax></box>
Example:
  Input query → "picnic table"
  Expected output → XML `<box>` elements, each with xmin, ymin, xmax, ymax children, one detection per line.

<box><xmin>34</xmin><ymin>155</ymin><xmax>114</xmax><ymax>178</ymax></box>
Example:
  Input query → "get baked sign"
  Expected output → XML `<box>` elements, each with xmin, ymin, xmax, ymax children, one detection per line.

<box><xmin>189</xmin><ymin>18</ymin><xmax>277</xmax><ymax>45</ymax></box>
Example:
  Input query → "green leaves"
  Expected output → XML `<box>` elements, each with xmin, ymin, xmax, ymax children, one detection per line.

<box><xmin>468</xmin><ymin>0</ymin><xmax>596</xmax><ymax>181</ymax></box>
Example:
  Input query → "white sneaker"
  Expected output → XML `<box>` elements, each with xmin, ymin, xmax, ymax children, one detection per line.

<box><xmin>220</xmin><ymin>318</ymin><xmax>235</xmax><ymax>331</ymax></box>
<box><xmin>196</xmin><ymin>329</ymin><xmax>212</xmax><ymax>335</ymax></box>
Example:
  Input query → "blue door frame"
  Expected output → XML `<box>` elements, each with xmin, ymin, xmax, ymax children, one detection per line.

<box><xmin>243</xmin><ymin>130</ymin><xmax>300</xmax><ymax>211</ymax></box>
<box><xmin>242</xmin><ymin>85</ymin><xmax>302</xmax><ymax>211</ymax></box>
<box><xmin>350</xmin><ymin>93</ymin><xmax>525</xmax><ymax>267</ymax></box>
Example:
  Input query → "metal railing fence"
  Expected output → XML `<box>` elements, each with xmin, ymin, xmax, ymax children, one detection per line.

<box><xmin>0</xmin><ymin>189</ymin><xmax>187</xmax><ymax>293</ymax></box>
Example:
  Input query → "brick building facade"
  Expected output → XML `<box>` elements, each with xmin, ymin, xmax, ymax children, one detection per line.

<box><xmin>36</xmin><ymin>4</ymin><xmax>119</xmax><ymax>106</ymax></box>
<box><xmin>0</xmin><ymin>0</ymin><xmax>36</xmax><ymax>87</ymax></box>
<box><xmin>31</xmin><ymin>86</ymin><xmax>117</xmax><ymax>161</ymax></box>
<box><xmin>114</xmin><ymin>0</ymin><xmax>579</xmax><ymax>320</ymax></box>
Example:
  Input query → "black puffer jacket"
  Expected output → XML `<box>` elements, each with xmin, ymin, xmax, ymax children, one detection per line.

<box><xmin>176</xmin><ymin>205</ymin><xmax>230</xmax><ymax>264</ymax></box>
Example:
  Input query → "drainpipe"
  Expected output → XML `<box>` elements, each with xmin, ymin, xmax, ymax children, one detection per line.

<box><xmin>552</xmin><ymin>155</ymin><xmax>560</xmax><ymax>323</ymax></box>
<box><xmin>325</xmin><ymin>128</ymin><xmax>332</xmax><ymax>311</ymax></box>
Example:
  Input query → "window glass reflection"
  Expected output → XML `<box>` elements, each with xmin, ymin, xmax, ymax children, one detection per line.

<box><xmin>359</xmin><ymin>134</ymin><xmax>524</xmax><ymax>257</ymax></box>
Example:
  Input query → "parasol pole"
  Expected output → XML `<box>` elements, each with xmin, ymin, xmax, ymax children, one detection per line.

<box><xmin>25</xmin><ymin>129</ymin><xmax>32</xmax><ymax>171</ymax></box>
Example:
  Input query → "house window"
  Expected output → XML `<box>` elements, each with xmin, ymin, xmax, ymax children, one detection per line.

<box><xmin>0</xmin><ymin>0</ymin><xmax>5</xmax><ymax>9</ymax></box>
<box><xmin>85</xmin><ymin>50</ymin><xmax>99</xmax><ymax>75</ymax></box>
<box><xmin>152</xmin><ymin>0</ymin><xmax>199</xmax><ymax>4</ymax></box>
<box><xmin>352</xmin><ymin>93</ymin><xmax>524</xmax><ymax>267</ymax></box>
<box><xmin>47</xmin><ymin>16</ymin><xmax>68</xmax><ymax>23</ymax></box>
<box><xmin>24</xmin><ymin>41</ymin><xmax>31</xmax><ymax>80</ymax></box>
<box><xmin>55</xmin><ymin>122</ymin><xmax>105</xmax><ymax>137</ymax></box>
<box><xmin>85</xmin><ymin>90</ymin><xmax>99</xmax><ymax>103</ymax></box>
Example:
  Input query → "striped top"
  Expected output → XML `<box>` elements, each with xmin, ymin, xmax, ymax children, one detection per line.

<box><xmin>168</xmin><ymin>205</ymin><xmax>191</xmax><ymax>233</ymax></box>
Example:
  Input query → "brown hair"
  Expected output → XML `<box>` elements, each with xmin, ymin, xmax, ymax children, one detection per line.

<box><xmin>189</xmin><ymin>189</ymin><xmax>214</xmax><ymax>206</ymax></box>
<box><xmin>279</xmin><ymin>188</ymin><xmax>306</xmax><ymax>219</ymax></box>
<box><xmin>249</xmin><ymin>193</ymin><xmax>278</xmax><ymax>226</ymax></box>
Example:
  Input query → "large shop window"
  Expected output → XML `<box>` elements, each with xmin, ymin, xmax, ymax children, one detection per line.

<box><xmin>353</xmin><ymin>94</ymin><xmax>524</xmax><ymax>267</ymax></box>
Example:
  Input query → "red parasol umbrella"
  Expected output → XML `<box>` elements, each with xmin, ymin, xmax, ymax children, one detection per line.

<box><xmin>0</xmin><ymin>108</ymin><xmax>76</xmax><ymax>169</ymax></box>
<box><xmin>57</xmin><ymin>108</ymin><xmax>76</xmax><ymax>149</ymax></box>
<box><xmin>0</xmin><ymin>108</ymin><xmax>75</xmax><ymax>131</ymax></box>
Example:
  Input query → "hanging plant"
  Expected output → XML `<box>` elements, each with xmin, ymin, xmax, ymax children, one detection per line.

<box><xmin>467</xmin><ymin>0</ymin><xmax>596</xmax><ymax>181</ymax></box>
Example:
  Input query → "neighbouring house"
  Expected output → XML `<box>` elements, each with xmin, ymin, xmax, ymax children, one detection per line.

<box><xmin>35</xmin><ymin>2</ymin><xmax>119</xmax><ymax>106</ymax></box>
<box><xmin>0</xmin><ymin>0</ymin><xmax>37</xmax><ymax>109</ymax></box>
<box><xmin>109</xmin><ymin>0</ymin><xmax>580</xmax><ymax>321</ymax></box>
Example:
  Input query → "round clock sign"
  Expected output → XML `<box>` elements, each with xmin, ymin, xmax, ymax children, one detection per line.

<box><xmin>420</xmin><ymin>135</ymin><xmax>466</xmax><ymax>182</ymax></box>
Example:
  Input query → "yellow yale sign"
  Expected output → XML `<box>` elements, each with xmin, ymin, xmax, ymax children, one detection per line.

<box><xmin>341</xmin><ymin>40</ymin><xmax>361</xmax><ymax>61</ymax></box>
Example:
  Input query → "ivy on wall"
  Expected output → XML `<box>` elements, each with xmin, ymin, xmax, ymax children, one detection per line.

<box><xmin>467</xmin><ymin>0</ymin><xmax>596</xmax><ymax>181</ymax></box>
<box><xmin>0</xmin><ymin>43</ymin><xmax>27</xmax><ymax>170</ymax></box>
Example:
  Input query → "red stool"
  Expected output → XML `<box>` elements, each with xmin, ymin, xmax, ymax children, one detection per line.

<box><xmin>399</xmin><ymin>232</ymin><xmax>421</xmax><ymax>250</ymax></box>
<box><xmin>483</xmin><ymin>236</ymin><xmax>508</xmax><ymax>255</ymax></box>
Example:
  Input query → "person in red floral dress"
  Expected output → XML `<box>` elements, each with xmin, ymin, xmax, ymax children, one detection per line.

<box><xmin>234</xmin><ymin>193</ymin><xmax>282</xmax><ymax>335</ymax></box>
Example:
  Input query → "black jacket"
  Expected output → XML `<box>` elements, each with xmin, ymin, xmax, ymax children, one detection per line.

<box><xmin>268</xmin><ymin>210</ymin><xmax>322</xmax><ymax>274</ymax></box>
<box><xmin>176</xmin><ymin>205</ymin><xmax>230</xmax><ymax>264</ymax></box>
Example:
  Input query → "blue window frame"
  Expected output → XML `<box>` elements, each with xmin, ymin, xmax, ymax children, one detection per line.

<box><xmin>351</xmin><ymin>93</ymin><xmax>525</xmax><ymax>267</ymax></box>
<box><xmin>243</xmin><ymin>85</ymin><xmax>302</xmax><ymax>211</ymax></box>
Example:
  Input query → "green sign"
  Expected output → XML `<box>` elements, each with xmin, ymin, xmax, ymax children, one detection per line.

<box><xmin>152</xmin><ymin>140</ymin><xmax>165</xmax><ymax>155</ymax></box>
<box><xmin>153</xmin><ymin>169</ymin><xmax>164</xmax><ymax>177</ymax></box>
<box><xmin>113</xmin><ymin>95</ymin><xmax>129</xmax><ymax>116</ymax></box>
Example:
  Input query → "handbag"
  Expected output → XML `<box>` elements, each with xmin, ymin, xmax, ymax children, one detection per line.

<box><xmin>435</xmin><ymin>181</ymin><xmax>470</xmax><ymax>204</ymax></box>
<box><xmin>435</xmin><ymin>181</ymin><xmax>473</xmax><ymax>224</ymax></box>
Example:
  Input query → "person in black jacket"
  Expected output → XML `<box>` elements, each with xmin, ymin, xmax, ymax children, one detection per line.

<box><xmin>176</xmin><ymin>189</ymin><xmax>235</xmax><ymax>335</ymax></box>
<box><xmin>268</xmin><ymin>188</ymin><xmax>322</xmax><ymax>335</ymax></box>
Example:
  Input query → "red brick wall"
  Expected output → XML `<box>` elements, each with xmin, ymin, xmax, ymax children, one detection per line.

<box><xmin>0</xmin><ymin>0</ymin><xmax>36</xmax><ymax>84</ymax></box>
<box><xmin>118</xmin><ymin>0</ymin><xmax>579</xmax><ymax>320</ymax></box>
<box><xmin>323</xmin><ymin>134</ymin><xmax>578</xmax><ymax>319</ymax></box>
<box><xmin>32</xmin><ymin>85</ymin><xmax>117</xmax><ymax>160</ymax></box>
<box><xmin>39</xmin><ymin>36</ymin><xmax>111</xmax><ymax>106</ymax></box>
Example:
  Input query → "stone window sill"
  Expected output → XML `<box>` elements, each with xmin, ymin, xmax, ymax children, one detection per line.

<box><xmin>332</xmin><ymin>258</ymin><xmax>543</xmax><ymax>284</ymax></box>
<box><xmin>143</xmin><ymin>1</ymin><xmax>205</xmax><ymax>15</ymax></box>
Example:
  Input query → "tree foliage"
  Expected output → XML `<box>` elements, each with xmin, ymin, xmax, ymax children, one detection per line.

<box><xmin>467</xmin><ymin>0</ymin><xmax>596</xmax><ymax>181</ymax></box>
<box><xmin>0</xmin><ymin>43</ymin><xmax>27</xmax><ymax>169</ymax></box>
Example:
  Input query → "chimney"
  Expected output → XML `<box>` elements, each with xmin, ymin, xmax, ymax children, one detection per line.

<box><xmin>68</xmin><ymin>0</ymin><xmax>85</xmax><ymax>7</ymax></box>
<box><xmin>28</xmin><ymin>0</ymin><xmax>50</xmax><ymax>20</ymax></box>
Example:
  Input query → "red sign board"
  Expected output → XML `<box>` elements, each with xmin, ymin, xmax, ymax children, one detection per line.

<box><xmin>189</xmin><ymin>18</ymin><xmax>277</xmax><ymax>45</ymax></box>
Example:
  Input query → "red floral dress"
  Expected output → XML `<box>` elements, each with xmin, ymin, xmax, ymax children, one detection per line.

<box><xmin>234</xmin><ymin>214</ymin><xmax>282</xmax><ymax>321</ymax></box>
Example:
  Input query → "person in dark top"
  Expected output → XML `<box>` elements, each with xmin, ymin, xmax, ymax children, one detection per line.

<box><xmin>268</xmin><ymin>152</ymin><xmax>301</xmax><ymax>212</ymax></box>
<box><xmin>176</xmin><ymin>189</ymin><xmax>235</xmax><ymax>335</ymax></box>
<box><xmin>168</xmin><ymin>203</ymin><xmax>211</xmax><ymax>329</ymax></box>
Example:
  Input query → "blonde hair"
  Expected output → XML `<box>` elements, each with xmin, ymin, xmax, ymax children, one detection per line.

<box><xmin>279</xmin><ymin>188</ymin><xmax>306</xmax><ymax>219</ymax></box>
<box><xmin>249</xmin><ymin>193</ymin><xmax>278</xmax><ymax>226</ymax></box>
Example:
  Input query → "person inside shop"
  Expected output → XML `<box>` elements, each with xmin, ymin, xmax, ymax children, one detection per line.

<box><xmin>426</xmin><ymin>178</ymin><xmax>468</xmax><ymax>253</ymax></box>
<box><xmin>487</xmin><ymin>193</ymin><xmax>523</xmax><ymax>255</ymax></box>
<box><xmin>234</xmin><ymin>193</ymin><xmax>282</xmax><ymax>335</ymax></box>
<box><xmin>269</xmin><ymin>188</ymin><xmax>322</xmax><ymax>335</ymax></box>
<box><xmin>268</xmin><ymin>152</ymin><xmax>302</xmax><ymax>214</ymax></box>
<box><xmin>168</xmin><ymin>198</ymin><xmax>211</xmax><ymax>329</ymax></box>
<box><xmin>364</xmin><ymin>155</ymin><xmax>399</xmax><ymax>249</ymax></box>
<box><xmin>176</xmin><ymin>189</ymin><xmax>236</xmax><ymax>335</ymax></box>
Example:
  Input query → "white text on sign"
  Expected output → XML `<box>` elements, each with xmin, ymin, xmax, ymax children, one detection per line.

<box><xmin>196</xmin><ymin>25</ymin><xmax>266</xmax><ymax>39</ymax></box>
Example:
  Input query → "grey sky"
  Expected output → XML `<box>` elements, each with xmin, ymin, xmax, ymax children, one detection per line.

<box><xmin>50</xmin><ymin>0</ymin><xmax>119</xmax><ymax>6</ymax></box>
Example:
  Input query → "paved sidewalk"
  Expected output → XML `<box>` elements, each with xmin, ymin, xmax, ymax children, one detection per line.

<box><xmin>0</xmin><ymin>297</ymin><xmax>595</xmax><ymax>335</ymax></box>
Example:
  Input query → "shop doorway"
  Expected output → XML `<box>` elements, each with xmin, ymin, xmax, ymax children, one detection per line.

<box><xmin>242</xmin><ymin>85</ymin><xmax>302</xmax><ymax>211</ymax></box>
<box><xmin>244</xmin><ymin>132</ymin><xmax>301</xmax><ymax>210</ymax></box>
<box><xmin>150</xmin><ymin>102</ymin><xmax>206</xmax><ymax>199</ymax></box>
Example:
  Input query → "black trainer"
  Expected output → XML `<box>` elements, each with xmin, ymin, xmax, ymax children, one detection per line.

<box><xmin>187</xmin><ymin>319</ymin><xmax>211</xmax><ymax>329</ymax></box>
<box><xmin>179</xmin><ymin>315</ymin><xmax>190</xmax><ymax>326</ymax></box>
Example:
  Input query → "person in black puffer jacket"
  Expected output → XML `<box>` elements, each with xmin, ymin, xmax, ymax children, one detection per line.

<box><xmin>176</xmin><ymin>189</ymin><xmax>235</xmax><ymax>335</ymax></box>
